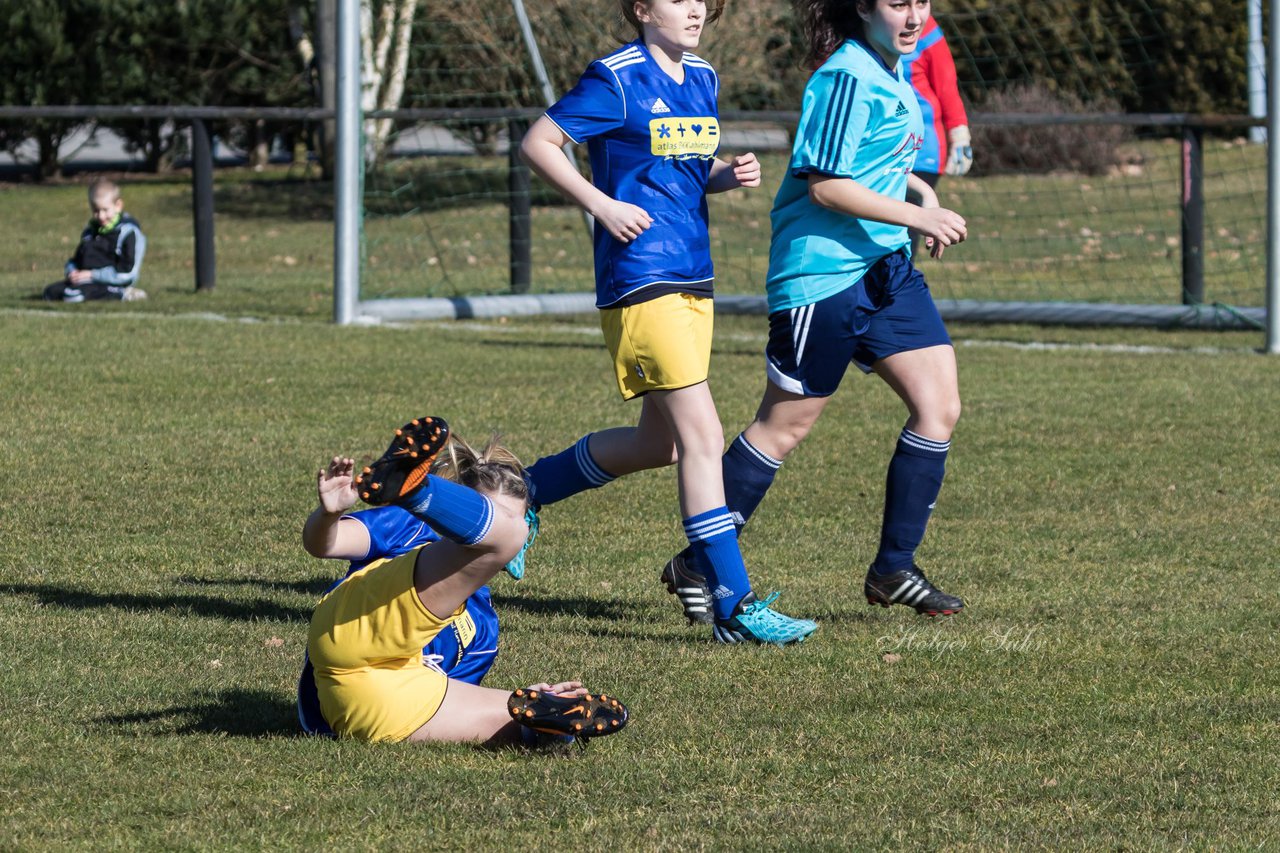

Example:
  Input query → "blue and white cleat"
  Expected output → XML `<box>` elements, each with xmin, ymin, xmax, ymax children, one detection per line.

<box><xmin>503</xmin><ymin>507</ymin><xmax>539</xmax><ymax>581</ymax></box>
<box><xmin>712</xmin><ymin>592</ymin><xmax>818</xmax><ymax>646</ymax></box>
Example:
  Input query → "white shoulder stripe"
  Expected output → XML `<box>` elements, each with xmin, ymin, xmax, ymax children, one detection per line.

<box><xmin>601</xmin><ymin>46</ymin><xmax>644</xmax><ymax>68</ymax></box>
<box><xmin>606</xmin><ymin>56</ymin><xmax>647</xmax><ymax>73</ymax></box>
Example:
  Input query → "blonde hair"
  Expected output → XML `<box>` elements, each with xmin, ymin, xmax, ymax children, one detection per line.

<box><xmin>431</xmin><ymin>433</ymin><xmax>529</xmax><ymax>507</ymax></box>
<box><xmin>619</xmin><ymin>0</ymin><xmax>725</xmax><ymax>41</ymax></box>
<box><xmin>88</xmin><ymin>178</ymin><xmax>121</xmax><ymax>203</ymax></box>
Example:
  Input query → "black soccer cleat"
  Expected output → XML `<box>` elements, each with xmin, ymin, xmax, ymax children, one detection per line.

<box><xmin>355</xmin><ymin>416</ymin><xmax>450</xmax><ymax>505</ymax></box>
<box><xmin>507</xmin><ymin>688</ymin><xmax>629</xmax><ymax>740</ymax></box>
<box><xmin>864</xmin><ymin>564</ymin><xmax>965</xmax><ymax>617</ymax></box>
<box><xmin>660</xmin><ymin>549</ymin><xmax>714</xmax><ymax>625</ymax></box>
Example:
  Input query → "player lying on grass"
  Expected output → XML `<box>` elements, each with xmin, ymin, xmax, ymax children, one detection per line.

<box><xmin>298</xmin><ymin>416</ymin><xmax>628</xmax><ymax>746</ymax></box>
<box><xmin>296</xmin><ymin>456</ymin><xmax>506</xmax><ymax>736</ymax></box>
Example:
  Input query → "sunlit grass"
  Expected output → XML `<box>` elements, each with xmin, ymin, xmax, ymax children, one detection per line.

<box><xmin>0</xmin><ymin>310</ymin><xmax>1277</xmax><ymax>848</ymax></box>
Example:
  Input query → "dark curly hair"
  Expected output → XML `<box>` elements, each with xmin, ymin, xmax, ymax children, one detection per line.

<box><xmin>793</xmin><ymin>0</ymin><xmax>869</xmax><ymax>68</ymax></box>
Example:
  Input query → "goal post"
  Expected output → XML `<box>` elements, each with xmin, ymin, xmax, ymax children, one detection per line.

<box><xmin>333</xmin><ymin>0</ymin><xmax>361</xmax><ymax>325</ymax></box>
<box><xmin>332</xmin><ymin>0</ymin><xmax>1278</xmax><ymax>343</ymax></box>
<box><xmin>1269</xmin><ymin>0</ymin><xmax>1280</xmax><ymax>353</ymax></box>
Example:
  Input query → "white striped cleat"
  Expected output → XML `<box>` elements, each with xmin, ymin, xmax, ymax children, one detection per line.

<box><xmin>660</xmin><ymin>551</ymin><xmax>714</xmax><ymax>625</ymax></box>
<box><xmin>864</xmin><ymin>564</ymin><xmax>964</xmax><ymax>617</ymax></box>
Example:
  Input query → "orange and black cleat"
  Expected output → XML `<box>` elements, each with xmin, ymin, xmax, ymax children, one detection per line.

<box><xmin>355</xmin><ymin>417</ymin><xmax>450</xmax><ymax>505</ymax></box>
<box><xmin>507</xmin><ymin>688</ymin><xmax>629</xmax><ymax>741</ymax></box>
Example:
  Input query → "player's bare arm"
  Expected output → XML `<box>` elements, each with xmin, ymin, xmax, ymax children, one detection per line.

<box><xmin>809</xmin><ymin>173</ymin><xmax>966</xmax><ymax>258</ymax></box>
<box><xmin>302</xmin><ymin>455</ymin><xmax>371</xmax><ymax>560</ymax></box>
<box><xmin>520</xmin><ymin>116</ymin><xmax>652</xmax><ymax>243</ymax></box>
<box><xmin>707</xmin><ymin>152</ymin><xmax>761</xmax><ymax>193</ymax></box>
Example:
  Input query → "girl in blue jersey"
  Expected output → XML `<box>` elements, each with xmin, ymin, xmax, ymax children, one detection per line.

<box><xmin>517</xmin><ymin>0</ymin><xmax>816</xmax><ymax>645</ymax></box>
<box><xmin>666</xmin><ymin>0</ymin><xmax>970</xmax><ymax>619</ymax></box>
<box><xmin>298</xmin><ymin>418</ymin><xmax>627</xmax><ymax>745</ymax></box>
<box><xmin>295</xmin><ymin>455</ymin><xmax>502</xmax><ymax>736</ymax></box>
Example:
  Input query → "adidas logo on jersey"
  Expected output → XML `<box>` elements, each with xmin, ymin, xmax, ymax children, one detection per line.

<box><xmin>651</xmin><ymin>98</ymin><xmax>672</xmax><ymax>114</ymax></box>
<box><xmin>894</xmin><ymin>100</ymin><xmax>910</xmax><ymax>118</ymax></box>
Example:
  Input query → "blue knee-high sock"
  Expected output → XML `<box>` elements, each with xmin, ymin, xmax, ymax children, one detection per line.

<box><xmin>680</xmin><ymin>433</ymin><xmax>781</xmax><ymax>565</ymax></box>
<box><xmin>684</xmin><ymin>507</ymin><xmax>751</xmax><ymax>620</ymax></box>
<box><xmin>399</xmin><ymin>475</ymin><xmax>495</xmax><ymax>545</ymax></box>
<box><xmin>524</xmin><ymin>434</ymin><xmax>617</xmax><ymax>508</ymax></box>
<box><xmin>872</xmin><ymin>428</ymin><xmax>950</xmax><ymax>574</ymax></box>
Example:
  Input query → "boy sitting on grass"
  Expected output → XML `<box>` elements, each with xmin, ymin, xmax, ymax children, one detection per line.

<box><xmin>43</xmin><ymin>178</ymin><xmax>147</xmax><ymax>303</ymax></box>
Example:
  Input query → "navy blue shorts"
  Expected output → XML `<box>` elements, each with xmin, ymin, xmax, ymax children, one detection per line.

<box><xmin>765</xmin><ymin>250</ymin><xmax>951</xmax><ymax>397</ymax></box>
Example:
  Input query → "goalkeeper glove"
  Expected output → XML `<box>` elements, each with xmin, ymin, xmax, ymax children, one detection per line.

<box><xmin>945</xmin><ymin>125</ymin><xmax>973</xmax><ymax>176</ymax></box>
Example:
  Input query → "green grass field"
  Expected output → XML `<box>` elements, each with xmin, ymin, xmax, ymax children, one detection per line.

<box><xmin>0</xmin><ymin>306</ymin><xmax>1276</xmax><ymax>848</ymax></box>
<box><xmin>1</xmin><ymin>159</ymin><xmax>1277</xmax><ymax>848</ymax></box>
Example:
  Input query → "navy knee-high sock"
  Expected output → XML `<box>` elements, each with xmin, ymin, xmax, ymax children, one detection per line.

<box><xmin>722</xmin><ymin>432</ymin><xmax>783</xmax><ymax>528</ymax></box>
<box><xmin>524</xmin><ymin>434</ymin><xmax>617</xmax><ymax>508</ymax></box>
<box><xmin>872</xmin><ymin>427</ymin><xmax>950</xmax><ymax>574</ymax></box>
<box><xmin>399</xmin><ymin>475</ymin><xmax>495</xmax><ymax>545</ymax></box>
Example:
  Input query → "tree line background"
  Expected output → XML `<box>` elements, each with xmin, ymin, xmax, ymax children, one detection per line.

<box><xmin>0</xmin><ymin>0</ymin><xmax>1255</xmax><ymax>179</ymax></box>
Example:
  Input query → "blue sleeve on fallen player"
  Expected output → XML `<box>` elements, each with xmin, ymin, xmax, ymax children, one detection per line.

<box><xmin>347</xmin><ymin>506</ymin><xmax>437</xmax><ymax>561</ymax></box>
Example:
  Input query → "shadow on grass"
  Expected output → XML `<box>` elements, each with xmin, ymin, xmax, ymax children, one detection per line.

<box><xmin>150</xmin><ymin>159</ymin><xmax>570</xmax><ymax>223</ymax></box>
<box><xmin>0</xmin><ymin>583</ymin><xmax>308</xmax><ymax>623</ymax></box>
<box><xmin>490</xmin><ymin>591</ymin><xmax>632</xmax><ymax>622</ymax></box>
<box><xmin>2</xmin><ymin>582</ymin><xmax>644</xmax><ymax>631</ymax></box>
<box><xmin>148</xmin><ymin>176</ymin><xmax>333</xmax><ymax>223</ymax></box>
<box><xmin>95</xmin><ymin>688</ymin><xmax>298</xmax><ymax>738</ymax></box>
<box><xmin>213</xmin><ymin>179</ymin><xmax>334</xmax><ymax>221</ymax></box>
<box><xmin>176</xmin><ymin>575</ymin><xmax>332</xmax><ymax>598</ymax></box>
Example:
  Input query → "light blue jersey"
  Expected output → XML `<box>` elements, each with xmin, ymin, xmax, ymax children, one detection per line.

<box><xmin>766</xmin><ymin>38</ymin><xmax>925</xmax><ymax>312</ymax></box>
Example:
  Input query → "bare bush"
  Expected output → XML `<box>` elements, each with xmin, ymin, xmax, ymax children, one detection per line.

<box><xmin>972</xmin><ymin>82</ymin><xmax>1132</xmax><ymax>176</ymax></box>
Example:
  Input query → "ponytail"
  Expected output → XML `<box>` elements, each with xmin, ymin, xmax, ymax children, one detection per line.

<box><xmin>432</xmin><ymin>433</ymin><xmax>530</xmax><ymax>507</ymax></box>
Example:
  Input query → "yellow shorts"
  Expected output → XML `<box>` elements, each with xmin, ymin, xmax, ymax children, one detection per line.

<box><xmin>307</xmin><ymin>549</ymin><xmax>462</xmax><ymax>742</ymax></box>
<box><xmin>600</xmin><ymin>292</ymin><xmax>714</xmax><ymax>400</ymax></box>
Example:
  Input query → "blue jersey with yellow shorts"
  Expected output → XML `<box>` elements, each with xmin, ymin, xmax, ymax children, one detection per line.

<box><xmin>548</xmin><ymin>42</ymin><xmax>724</xmax><ymax>398</ymax></box>
<box><xmin>546</xmin><ymin>41</ymin><xmax>721</xmax><ymax>309</ymax></box>
<box><xmin>297</xmin><ymin>506</ymin><xmax>500</xmax><ymax>738</ymax></box>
